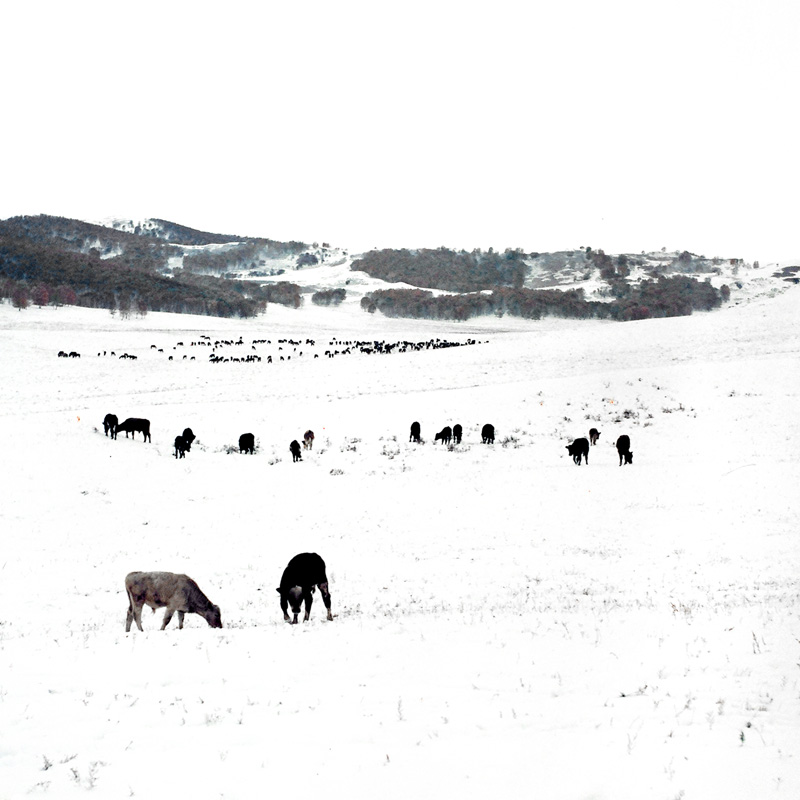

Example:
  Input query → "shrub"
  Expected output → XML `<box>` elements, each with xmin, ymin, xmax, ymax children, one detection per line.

<box><xmin>312</xmin><ymin>288</ymin><xmax>346</xmax><ymax>306</ymax></box>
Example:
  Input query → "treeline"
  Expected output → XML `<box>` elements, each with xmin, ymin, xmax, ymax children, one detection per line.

<box><xmin>0</xmin><ymin>234</ymin><xmax>304</xmax><ymax>317</ymax></box>
<box><xmin>352</xmin><ymin>247</ymin><xmax>528</xmax><ymax>292</ymax></box>
<box><xmin>361</xmin><ymin>276</ymin><xmax>724</xmax><ymax>322</ymax></box>
<box><xmin>183</xmin><ymin>241</ymin><xmax>309</xmax><ymax>274</ymax></box>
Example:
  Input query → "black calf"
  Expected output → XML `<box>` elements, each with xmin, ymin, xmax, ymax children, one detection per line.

<box><xmin>566</xmin><ymin>437</ymin><xmax>590</xmax><ymax>465</ymax></box>
<box><xmin>409</xmin><ymin>421</ymin><xmax>421</xmax><ymax>443</ymax></box>
<box><xmin>174</xmin><ymin>435</ymin><xmax>188</xmax><ymax>459</ymax></box>
<box><xmin>589</xmin><ymin>428</ymin><xmax>600</xmax><ymax>446</ymax></box>
<box><xmin>453</xmin><ymin>424</ymin><xmax>462</xmax><ymax>444</ymax></box>
<box><xmin>435</xmin><ymin>426</ymin><xmax>452</xmax><ymax>445</ymax></box>
<box><xmin>117</xmin><ymin>417</ymin><xmax>151</xmax><ymax>442</ymax></box>
<box><xmin>239</xmin><ymin>433</ymin><xmax>255</xmax><ymax>454</ymax></box>
<box><xmin>481</xmin><ymin>423</ymin><xmax>495</xmax><ymax>444</ymax></box>
<box><xmin>290</xmin><ymin>440</ymin><xmax>302</xmax><ymax>461</ymax></box>
<box><xmin>103</xmin><ymin>413</ymin><xmax>118</xmax><ymax>439</ymax></box>
<box><xmin>182</xmin><ymin>428</ymin><xmax>196</xmax><ymax>451</ymax></box>
<box><xmin>277</xmin><ymin>552</ymin><xmax>333</xmax><ymax>624</ymax></box>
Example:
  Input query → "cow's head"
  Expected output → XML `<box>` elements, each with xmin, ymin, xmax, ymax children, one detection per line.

<box><xmin>204</xmin><ymin>604</ymin><xmax>223</xmax><ymax>628</ymax></box>
<box><xmin>278</xmin><ymin>585</ymin><xmax>304</xmax><ymax>623</ymax></box>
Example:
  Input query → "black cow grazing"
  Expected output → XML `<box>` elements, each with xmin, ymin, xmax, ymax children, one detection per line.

<box><xmin>174</xmin><ymin>435</ymin><xmax>188</xmax><ymax>459</ymax></box>
<box><xmin>566</xmin><ymin>437</ymin><xmax>590</xmax><ymax>465</ymax></box>
<box><xmin>117</xmin><ymin>417</ymin><xmax>151</xmax><ymax>442</ymax></box>
<box><xmin>435</xmin><ymin>426</ymin><xmax>453</xmax><ymax>445</ymax></box>
<box><xmin>182</xmin><ymin>428</ymin><xmax>196</xmax><ymax>451</ymax></box>
<box><xmin>125</xmin><ymin>571</ymin><xmax>222</xmax><ymax>632</ymax></box>
<box><xmin>303</xmin><ymin>430</ymin><xmax>315</xmax><ymax>450</ymax></box>
<box><xmin>103</xmin><ymin>413</ymin><xmax>118</xmax><ymax>439</ymax></box>
<box><xmin>589</xmin><ymin>428</ymin><xmax>600</xmax><ymax>446</ymax></box>
<box><xmin>410</xmin><ymin>421</ymin><xmax>421</xmax><ymax>443</ymax></box>
<box><xmin>239</xmin><ymin>433</ymin><xmax>255</xmax><ymax>454</ymax></box>
<box><xmin>277</xmin><ymin>553</ymin><xmax>333</xmax><ymax>624</ymax></box>
<box><xmin>616</xmin><ymin>434</ymin><xmax>633</xmax><ymax>466</ymax></box>
<box><xmin>481</xmin><ymin>423</ymin><xmax>495</xmax><ymax>444</ymax></box>
<box><xmin>453</xmin><ymin>424</ymin><xmax>463</xmax><ymax>444</ymax></box>
<box><xmin>290</xmin><ymin>440</ymin><xmax>302</xmax><ymax>461</ymax></box>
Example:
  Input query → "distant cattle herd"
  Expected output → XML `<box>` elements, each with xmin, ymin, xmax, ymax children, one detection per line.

<box><xmin>60</xmin><ymin>335</ymin><xmax>486</xmax><ymax>367</ymax></box>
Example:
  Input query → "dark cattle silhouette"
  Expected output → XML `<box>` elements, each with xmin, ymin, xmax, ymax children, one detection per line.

<box><xmin>103</xmin><ymin>413</ymin><xmax>118</xmax><ymax>439</ymax></box>
<box><xmin>453</xmin><ymin>424</ymin><xmax>463</xmax><ymax>444</ymax></box>
<box><xmin>277</xmin><ymin>553</ymin><xmax>333</xmax><ymax>624</ymax></box>
<box><xmin>174</xmin><ymin>435</ymin><xmax>188</xmax><ymax>459</ymax></box>
<box><xmin>435</xmin><ymin>426</ymin><xmax>452</xmax><ymax>445</ymax></box>
<box><xmin>409</xmin><ymin>421</ymin><xmax>421</xmax><ymax>443</ymax></box>
<box><xmin>239</xmin><ymin>433</ymin><xmax>255</xmax><ymax>454</ymax></box>
<box><xmin>290</xmin><ymin>440</ymin><xmax>302</xmax><ymax>461</ymax></box>
<box><xmin>566</xmin><ymin>437</ymin><xmax>590</xmax><ymax>465</ymax></box>
<box><xmin>303</xmin><ymin>430</ymin><xmax>315</xmax><ymax>450</ymax></box>
<box><xmin>589</xmin><ymin>428</ymin><xmax>600</xmax><ymax>446</ymax></box>
<box><xmin>117</xmin><ymin>417</ymin><xmax>151</xmax><ymax>442</ymax></box>
<box><xmin>182</xmin><ymin>428</ymin><xmax>196</xmax><ymax>451</ymax></box>
<box><xmin>616</xmin><ymin>435</ymin><xmax>633</xmax><ymax>466</ymax></box>
<box><xmin>125</xmin><ymin>571</ymin><xmax>222</xmax><ymax>632</ymax></box>
<box><xmin>481</xmin><ymin>424</ymin><xmax>495</xmax><ymax>444</ymax></box>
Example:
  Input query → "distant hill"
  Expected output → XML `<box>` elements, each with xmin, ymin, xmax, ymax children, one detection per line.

<box><xmin>1</xmin><ymin>213</ymin><xmax>776</xmax><ymax>322</ymax></box>
<box><xmin>0</xmin><ymin>215</ymin><xmax>308</xmax><ymax>317</ymax></box>
<box><xmin>352</xmin><ymin>246</ymin><xmax>747</xmax><ymax>322</ymax></box>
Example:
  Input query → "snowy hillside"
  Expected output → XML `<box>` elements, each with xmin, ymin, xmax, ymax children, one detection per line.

<box><xmin>0</xmin><ymin>285</ymin><xmax>798</xmax><ymax>800</ymax></box>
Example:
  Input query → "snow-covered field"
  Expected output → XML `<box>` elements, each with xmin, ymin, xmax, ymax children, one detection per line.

<box><xmin>0</xmin><ymin>288</ymin><xmax>798</xmax><ymax>800</ymax></box>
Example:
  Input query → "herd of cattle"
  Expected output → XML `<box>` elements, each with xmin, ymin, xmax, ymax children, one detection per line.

<box><xmin>60</xmin><ymin>336</ymin><xmax>485</xmax><ymax>366</ymax></box>
<box><xmin>125</xmin><ymin>552</ymin><xmax>333</xmax><ymax>632</ymax></box>
<box><xmin>102</xmin><ymin>413</ymin><xmax>633</xmax><ymax>465</ymax></box>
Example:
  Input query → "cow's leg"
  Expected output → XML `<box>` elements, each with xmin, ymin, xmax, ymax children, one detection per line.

<box><xmin>133</xmin><ymin>604</ymin><xmax>144</xmax><ymax>632</ymax></box>
<box><xmin>280</xmin><ymin>595</ymin><xmax>292</xmax><ymax>623</ymax></box>
<box><xmin>319</xmin><ymin>582</ymin><xmax>333</xmax><ymax>621</ymax></box>
<box><xmin>178</xmin><ymin>611</ymin><xmax>185</xmax><ymax>629</ymax></box>
<box><xmin>126</xmin><ymin>605</ymin><xmax>134</xmax><ymax>632</ymax></box>
<box><xmin>161</xmin><ymin>609</ymin><xmax>175</xmax><ymax>630</ymax></box>
<box><xmin>303</xmin><ymin>591</ymin><xmax>313</xmax><ymax>622</ymax></box>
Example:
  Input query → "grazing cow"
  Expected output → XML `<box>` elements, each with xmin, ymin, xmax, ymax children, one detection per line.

<box><xmin>616</xmin><ymin>434</ymin><xmax>633</xmax><ymax>466</ymax></box>
<box><xmin>409</xmin><ymin>421</ymin><xmax>421</xmax><ymax>443</ymax></box>
<box><xmin>589</xmin><ymin>428</ymin><xmax>600</xmax><ymax>446</ymax></box>
<box><xmin>481</xmin><ymin>423</ymin><xmax>495</xmax><ymax>444</ymax></box>
<box><xmin>103</xmin><ymin>413</ymin><xmax>118</xmax><ymax>439</ymax></box>
<box><xmin>303</xmin><ymin>430</ymin><xmax>315</xmax><ymax>450</ymax></box>
<box><xmin>277</xmin><ymin>553</ymin><xmax>333</xmax><ymax>624</ymax></box>
<box><xmin>182</xmin><ymin>428</ymin><xmax>196</xmax><ymax>451</ymax></box>
<box><xmin>124</xmin><ymin>571</ymin><xmax>222</xmax><ymax>632</ymax></box>
<box><xmin>290</xmin><ymin>440</ymin><xmax>302</xmax><ymax>461</ymax></box>
<box><xmin>566</xmin><ymin>437</ymin><xmax>590</xmax><ymax>465</ymax></box>
<box><xmin>174</xmin><ymin>435</ymin><xmax>188</xmax><ymax>458</ymax></box>
<box><xmin>435</xmin><ymin>426</ymin><xmax>453</xmax><ymax>445</ymax></box>
<box><xmin>239</xmin><ymin>433</ymin><xmax>255</xmax><ymax>454</ymax></box>
<box><xmin>117</xmin><ymin>417</ymin><xmax>151</xmax><ymax>442</ymax></box>
<box><xmin>452</xmin><ymin>424</ymin><xmax>462</xmax><ymax>444</ymax></box>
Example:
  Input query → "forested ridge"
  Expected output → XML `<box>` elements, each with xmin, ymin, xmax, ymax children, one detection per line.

<box><xmin>0</xmin><ymin>215</ymin><xmax>304</xmax><ymax>316</ymax></box>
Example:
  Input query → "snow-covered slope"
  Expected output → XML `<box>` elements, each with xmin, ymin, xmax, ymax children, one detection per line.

<box><xmin>0</xmin><ymin>286</ymin><xmax>798</xmax><ymax>799</ymax></box>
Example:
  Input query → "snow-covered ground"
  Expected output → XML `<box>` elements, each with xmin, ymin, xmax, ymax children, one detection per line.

<box><xmin>0</xmin><ymin>288</ymin><xmax>798</xmax><ymax>800</ymax></box>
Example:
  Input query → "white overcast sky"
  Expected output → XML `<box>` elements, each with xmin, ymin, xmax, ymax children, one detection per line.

<box><xmin>1</xmin><ymin>0</ymin><xmax>798</xmax><ymax>261</ymax></box>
